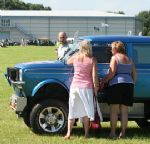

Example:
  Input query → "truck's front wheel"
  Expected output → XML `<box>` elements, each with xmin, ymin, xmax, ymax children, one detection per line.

<box><xmin>30</xmin><ymin>99</ymin><xmax>68</xmax><ymax>134</ymax></box>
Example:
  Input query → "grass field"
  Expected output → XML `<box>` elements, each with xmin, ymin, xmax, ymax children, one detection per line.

<box><xmin>0</xmin><ymin>46</ymin><xmax>149</xmax><ymax>144</ymax></box>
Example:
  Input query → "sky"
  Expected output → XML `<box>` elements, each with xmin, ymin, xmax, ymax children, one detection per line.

<box><xmin>22</xmin><ymin>0</ymin><xmax>150</xmax><ymax>16</ymax></box>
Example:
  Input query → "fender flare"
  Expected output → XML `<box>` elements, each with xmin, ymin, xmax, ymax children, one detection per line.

<box><xmin>31</xmin><ymin>79</ymin><xmax>69</xmax><ymax>97</ymax></box>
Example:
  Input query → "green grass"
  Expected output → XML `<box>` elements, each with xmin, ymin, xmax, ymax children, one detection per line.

<box><xmin>0</xmin><ymin>46</ymin><xmax>149</xmax><ymax>144</ymax></box>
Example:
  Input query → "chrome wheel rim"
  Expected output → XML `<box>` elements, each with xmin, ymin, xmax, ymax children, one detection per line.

<box><xmin>39</xmin><ymin>107</ymin><xmax>64</xmax><ymax>133</ymax></box>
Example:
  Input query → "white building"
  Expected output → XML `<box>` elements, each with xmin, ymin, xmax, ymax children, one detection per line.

<box><xmin>0</xmin><ymin>10</ymin><xmax>143</xmax><ymax>42</ymax></box>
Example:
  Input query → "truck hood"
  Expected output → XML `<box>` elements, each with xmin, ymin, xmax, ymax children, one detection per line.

<box><xmin>15</xmin><ymin>60</ymin><xmax>70</xmax><ymax>69</ymax></box>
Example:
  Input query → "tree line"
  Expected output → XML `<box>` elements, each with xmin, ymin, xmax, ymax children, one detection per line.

<box><xmin>0</xmin><ymin>1</ymin><xmax>150</xmax><ymax>35</ymax></box>
<box><xmin>0</xmin><ymin>0</ymin><xmax>51</xmax><ymax>10</ymax></box>
<box><xmin>136</xmin><ymin>11</ymin><xmax>150</xmax><ymax>36</ymax></box>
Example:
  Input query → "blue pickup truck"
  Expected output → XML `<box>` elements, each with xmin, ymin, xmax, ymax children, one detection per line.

<box><xmin>6</xmin><ymin>35</ymin><xmax>150</xmax><ymax>134</ymax></box>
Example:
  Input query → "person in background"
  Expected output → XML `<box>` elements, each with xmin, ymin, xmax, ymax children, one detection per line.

<box><xmin>21</xmin><ymin>38</ymin><xmax>26</xmax><ymax>47</ymax></box>
<box><xmin>64</xmin><ymin>40</ymin><xmax>100</xmax><ymax>139</ymax></box>
<box><xmin>56</xmin><ymin>32</ymin><xmax>70</xmax><ymax>61</ymax></box>
<box><xmin>102</xmin><ymin>41</ymin><xmax>136</xmax><ymax>139</ymax></box>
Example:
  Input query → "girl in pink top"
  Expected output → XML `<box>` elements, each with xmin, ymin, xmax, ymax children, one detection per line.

<box><xmin>71</xmin><ymin>56</ymin><xmax>94</xmax><ymax>89</ymax></box>
<box><xmin>64</xmin><ymin>40</ymin><xmax>99</xmax><ymax>139</ymax></box>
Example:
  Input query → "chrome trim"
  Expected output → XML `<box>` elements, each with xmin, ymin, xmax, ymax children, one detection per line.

<box><xmin>11</xmin><ymin>81</ymin><xmax>25</xmax><ymax>85</ymax></box>
<box><xmin>19</xmin><ymin>69</ymin><xmax>23</xmax><ymax>81</ymax></box>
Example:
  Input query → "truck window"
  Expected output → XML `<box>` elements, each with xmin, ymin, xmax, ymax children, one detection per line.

<box><xmin>92</xmin><ymin>43</ymin><xmax>112</xmax><ymax>63</ymax></box>
<box><xmin>133</xmin><ymin>44</ymin><xmax>150</xmax><ymax>64</ymax></box>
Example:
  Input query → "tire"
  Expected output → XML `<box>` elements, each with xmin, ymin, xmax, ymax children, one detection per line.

<box><xmin>30</xmin><ymin>99</ymin><xmax>68</xmax><ymax>134</ymax></box>
<box><xmin>22</xmin><ymin>111</ymin><xmax>31</xmax><ymax>128</ymax></box>
<box><xmin>136</xmin><ymin>118</ymin><xmax>150</xmax><ymax>128</ymax></box>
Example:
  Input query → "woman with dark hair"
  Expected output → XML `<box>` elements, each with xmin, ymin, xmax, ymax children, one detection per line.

<box><xmin>102</xmin><ymin>41</ymin><xmax>136</xmax><ymax>139</ymax></box>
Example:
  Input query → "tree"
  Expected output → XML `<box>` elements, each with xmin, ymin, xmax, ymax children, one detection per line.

<box><xmin>117</xmin><ymin>11</ymin><xmax>125</xmax><ymax>14</ymax></box>
<box><xmin>0</xmin><ymin>0</ymin><xmax>52</xmax><ymax>10</ymax></box>
<box><xmin>136</xmin><ymin>11</ymin><xmax>150</xmax><ymax>36</ymax></box>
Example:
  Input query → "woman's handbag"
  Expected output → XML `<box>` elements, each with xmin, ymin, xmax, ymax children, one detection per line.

<box><xmin>90</xmin><ymin>95</ymin><xmax>101</xmax><ymax>132</ymax></box>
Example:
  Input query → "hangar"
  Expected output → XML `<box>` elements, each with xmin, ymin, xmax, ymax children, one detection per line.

<box><xmin>0</xmin><ymin>10</ymin><xmax>142</xmax><ymax>42</ymax></box>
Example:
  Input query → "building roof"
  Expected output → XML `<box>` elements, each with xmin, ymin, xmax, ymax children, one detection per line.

<box><xmin>0</xmin><ymin>10</ymin><xmax>134</xmax><ymax>17</ymax></box>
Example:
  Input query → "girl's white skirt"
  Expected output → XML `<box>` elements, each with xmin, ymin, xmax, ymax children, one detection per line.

<box><xmin>68</xmin><ymin>87</ymin><xmax>103</xmax><ymax>122</ymax></box>
<box><xmin>68</xmin><ymin>88</ymin><xmax>94</xmax><ymax>121</ymax></box>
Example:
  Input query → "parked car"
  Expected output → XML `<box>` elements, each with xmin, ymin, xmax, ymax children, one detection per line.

<box><xmin>8</xmin><ymin>41</ymin><xmax>20</xmax><ymax>46</ymax></box>
<box><xmin>5</xmin><ymin>35</ymin><xmax>150</xmax><ymax>134</ymax></box>
<box><xmin>26</xmin><ymin>39</ymin><xmax>37</xmax><ymax>45</ymax></box>
<box><xmin>38</xmin><ymin>38</ymin><xmax>55</xmax><ymax>46</ymax></box>
<box><xmin>0</xmin><ymin>40</ymin><xmax>7</xmax><ymax>47</ymax></box>
<box><xmin>27</xmin><ymin>39</ymin><xmax>55</xmax><ymax>46</ymax></box>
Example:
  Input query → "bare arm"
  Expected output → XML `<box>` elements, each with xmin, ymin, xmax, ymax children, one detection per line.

<box><xmin>102</xmin><ymin>56</ymin><xmax>117</xmax><ymax>83</ymax></box>
<box><xmin>67</xmin><ymin>55</ymin><xmax>75</xmax><ymax>65</ymax></box>
<box><xmin>131</xmin><ymin>61</ymin><xmax>136</xmax><ymax>82</ymax></box>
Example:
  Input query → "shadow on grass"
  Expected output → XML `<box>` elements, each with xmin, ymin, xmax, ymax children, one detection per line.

<box><xmin>34</xmin><ymin>123</ymin><xmax>150</xmax><ymax>140</ymax></box>
<box><xmin>68</xmin><ymin>126</ymin><xmax>150</xmax><ymax>139</ymax></box>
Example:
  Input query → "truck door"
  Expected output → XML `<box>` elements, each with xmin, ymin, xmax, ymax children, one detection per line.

<box><xmin>132</xmin><ymin>43</ymin><xmax>150</xmax><ymax>99</ymax></box>
<box><xmin>92</xmin><ymin>42</ymin><xmax>112</xmax><ymax>102</ymax></box>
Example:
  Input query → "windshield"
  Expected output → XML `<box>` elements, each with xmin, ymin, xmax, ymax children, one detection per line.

<box><xmin>61</xmin><ymin>40</ymin><xmax>81</xmax><ymax>62</ymax></box>
<box><xmin>59</xmin><ymin>39</ymin><xmax>113</xmax><ymax>64</ymax></box>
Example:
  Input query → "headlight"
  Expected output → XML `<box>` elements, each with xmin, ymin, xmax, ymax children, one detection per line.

<box><xmin>7</xmin><ymin>67</ymin><xmax>20</xmax><ymax>81</ymax></box>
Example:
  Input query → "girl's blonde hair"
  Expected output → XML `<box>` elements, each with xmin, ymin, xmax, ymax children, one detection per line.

<box><xmin>79</xmin><ymin>40</ymin><xmax>92</xmax><ymax>57</ymax></box>
<box><xmin>111</xmin><ymin>41</ymin><xmax>126</xmax><ymax>54</ymax></box>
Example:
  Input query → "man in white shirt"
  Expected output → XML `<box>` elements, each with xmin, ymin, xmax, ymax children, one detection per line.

<box><xmin>57</xmin><ymin>32</ymin><xmax>70</xmax><ymax>61</ymax></box>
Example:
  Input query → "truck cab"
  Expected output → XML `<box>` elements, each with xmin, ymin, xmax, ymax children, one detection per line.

<box><xmin>6</xmin><ymin>35</ymin><xmax>150</xmax><ymax>134</ymax></box>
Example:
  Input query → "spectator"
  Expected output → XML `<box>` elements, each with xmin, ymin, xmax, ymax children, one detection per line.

<box><xmin>56</xmin><ymin>32</ymin><xmax>70</xmax><ymax>60</ymax></box>
<box><xmin>64</xmin><ymin>40</ymin><xmax>100</xmax><ymax>139</ymax></box>
<box><xmin>21</xmin><ymin>38</ymin><xmax>26</xmax><ymax>47</ymax></box>
<box><xmin>102</xmin><ymin>41</ymin><xmax>136</xmax><ymax>139</ymax></box>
